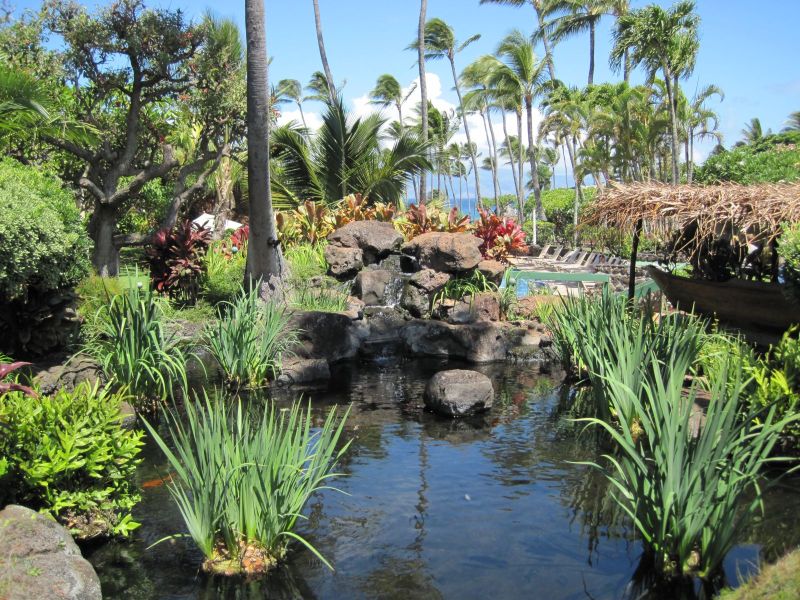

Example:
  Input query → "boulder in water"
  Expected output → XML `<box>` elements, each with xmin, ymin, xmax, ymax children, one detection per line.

<box><xmin>424</xmin><ymin>369</ymin><xmax>494</xmax><ymax>417</ymax></box>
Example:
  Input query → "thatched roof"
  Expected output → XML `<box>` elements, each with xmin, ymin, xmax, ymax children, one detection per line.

<box><xmin>582</xmin><ymin>182</ymin><xmax>800</xmax><ymax>246</ymax></box>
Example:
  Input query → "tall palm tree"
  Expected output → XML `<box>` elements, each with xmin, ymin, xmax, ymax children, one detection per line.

<box><xmin>417</xmin><ymin>0</ymin><xmax>429</xmax><ymax>203</ymax></box>
<box><xmin>416</xmin><ymin>18</ymin><xmax>483</xmax><ymax>208</ymax></box>
<box><xmin>244</xmin><ymin>0</ymin><xmax>283</xmax><ymax>295</ymax></box>
<box><xmin>271</xmin><ymin>98</ymin><xmax>429</xmax><ymax>205</ymax></box>
<box><xmin>305</xmin><ymin>70</ymin><xmax>337</xmax><ymax>103</ymax></box>
<box><xmin>783</xmin><ymin>111</ymin><xmax>800</xmax><ymax>132</ymax></box>
<box><xmin>540</xmin><ymin>0</ymin><xmax>615</xmax><ymax>85</ymax></box>
<box><xmin>611</xmin><ymin>0</ymin><xmax>700</xmax><ymax>184</ymax></box>
<box><xmin>494</xmin><ymin>30</ymin><xmax>550</xmax><ymax>226</ymax></box>
<box><xmin>369</xmin><ymin>74</ymin><xmax>416</xmax><ymax>127</ymax></box>
<box><xmin>312</xmin><ymin>0</ymin><xmax>335</xmax><ymax>103</ymax></box>
<box><xmin>740</xmin><ymin>117</ymin><xmax>769</xmax><ymax>145</ymax></box>
<box><xmin>681</xmin><ymin>84</ymin><xmax>723</xmax><ymax>182</ymax></box>
<box><xmin>275</xmin><ymin>78</ymin><xmax>307</xmax><ymax>130</ymax></box>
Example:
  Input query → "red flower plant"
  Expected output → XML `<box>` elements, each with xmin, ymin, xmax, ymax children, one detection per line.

<box><xmin>475</xmin><ymin>208</ymin><xmax>528</xmax><ymax>262</ymax></box>
<box><xmin>0</xmin><ymin>362</ymin><xmax>38</xmax><ymax>398</ymax></box>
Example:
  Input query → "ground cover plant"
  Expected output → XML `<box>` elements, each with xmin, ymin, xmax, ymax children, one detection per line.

<box><xmin>83</xmin><ymin>284</ymin><xmax>188</xmax><ymax>411</ymax></box>
<box><xmin>0</xmin><ymin>381</ymin><xmax>143</xmax><ymax>539</ymax></box>
<box><xmin>143</xmin><ymin>396</ymin><xmax>351</xmax><ymax>575</ymax></box>
<box><xmin>204</xmin><ymin>286</ymin><xmax>297</xmax><ymax>388</ymax></box>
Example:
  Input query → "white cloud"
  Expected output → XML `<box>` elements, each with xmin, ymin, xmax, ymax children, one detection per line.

<box><xmin>276</xmin><ymin>108</ymin><xmax>324</xmax><ymax>131</ymax></box>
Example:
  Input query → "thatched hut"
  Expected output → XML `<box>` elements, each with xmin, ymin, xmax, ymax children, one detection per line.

<box><xmin>582</xmin><ymin>182</ymin><xmax>800</xmax><ymax>335</ymax></box>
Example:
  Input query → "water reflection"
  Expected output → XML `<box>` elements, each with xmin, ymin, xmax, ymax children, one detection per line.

<box><xmin>85</xmin><ymin>358</ymin><xmax>797</xmax><ymax>599</ymax></box>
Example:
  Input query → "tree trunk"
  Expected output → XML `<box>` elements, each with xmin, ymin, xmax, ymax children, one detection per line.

<box><xmin>688</xmin><ymin>131</ymin><xmax>694</xmax><ymax>184</ymax></box>
<box><xmin>517</xmin><ymin>109</ymin><xmax>525</xmax><ymax>219</ymax></box>
<box><xmin>501</xmin><ymin>113</ymin><xmax>521</xmax><ymax>222</ymax></box>
<box><xmin>91</xmin><ymin>203</ymin><xmax>120</xmax><ymax>277</ymax></box>
<box><xmin>449</xmin><ymin>57</ymin><xmax>481</xmax><ymax>205</ymax></box>
<box><xmin>297</xmin><ymin>101</ymin><xmax>309</xmax><ymax>131</ymax></box>
<box><xmin>628</xmin><ymin>218</ymin><xmax>643</xmax><ymax>300</ymax></box>
<box><xmin>486</xmin><ymin>109</ymin><xmax>501</xmax><ymax>211</ymax></box>
<box><xmin>662</xmin><ymin>67</ymin><xmax>681</xmax><ymax>185</ymax></box>
<box><xmin>525</xmin><ymin>97</ymin><xmax>543</xmax><ymax>220</ymax></box>
<box><xmin>417</xmin><ymin>0</ymin><xmax>428</xmax><ymax>204</ymax></box>
<box><xmin>684</xmin><ymin>137</ymin><xmax>691</xmax><ymax>185</ymax></box>
<box><xmin>588</xmin><ymin>20</ymin><xmax>595</xmax><ymax>86</ymax></box>
<box><xmin>312</xmin><ymin>0</ymin><xmax>336</xmax><ymax>103</ymax></box>
<box><xmin>623</xmin><ymin>48</ymin><xmax>631</xmax><ymax>84</ymax></box>
<box><xmin>535</xmin><ymin>4</ymin><xmax>557</xmax><ymax>81</ymax></box>
<box><xmin>245</xmin><ymin>0</ymin><xmax>284</xmax><ymax>298</ymax></box>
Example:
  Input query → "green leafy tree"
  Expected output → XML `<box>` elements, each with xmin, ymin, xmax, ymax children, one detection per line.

<box><xmin>40</xmin><ymin>0</ymin><xmax>246</xmax><ymax>276</ymax></box>
<box><xmin>611</xmin><ymin>0</ymin><xmax>700</xmax><ymax>184</ymax></box>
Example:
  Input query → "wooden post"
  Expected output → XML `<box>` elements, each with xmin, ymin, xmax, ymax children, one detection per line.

<box><xmin>628</xmin><ymin>218</ymin><xmax>643</xmax><ymax>301</ymax></box>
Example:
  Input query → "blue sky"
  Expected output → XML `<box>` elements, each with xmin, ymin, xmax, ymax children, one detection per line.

<box><xmin>14</xmin><ymin>0</ymin><xmax>800</xmax><ymax>193</ymax></box>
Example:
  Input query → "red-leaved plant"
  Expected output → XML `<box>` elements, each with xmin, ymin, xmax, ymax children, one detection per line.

<box><xmin>147</xmin><ymin>220</ymin><xmax>212</xmax><ymax>304</ymax></box>
<box><xmin>475</xmin><ymin>208</ymin><xmax>528</xmax><ymax>262</ymax></box>
<box><xmin>0</xmin><ymin>362</ymin><xmax>38</xmax><ymax>398</ymax></box>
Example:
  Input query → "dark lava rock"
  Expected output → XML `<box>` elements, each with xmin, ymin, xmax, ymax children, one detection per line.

<box><xmin>477</xmin><ymin>259</ymin><xmax>507</xmax><ymax>284</ymax></box>
<box><xmin>289</xmin><ymin>311</ymin><xmax>369</xmax><ymax>363</ymax></box>
<box><xmin>0</xmin><ymin>505</ymin><xmax>102</xmax><ymax>600</ymax></box>
<box><xmin>354</xmin><ymin>269</ymin><xmax>393</xmax><ymax>305</ymax></box>
<box><xmin>327</xmin><ymin>221</ymin><xmax>403</xmax><ymax>265</ymax></box>
<box><xmin>401</xmin><ymin>232</ymin><xmax>483</xmax><ymax>273</ymax></box>
<box><xmin>324</xmin><ymin>245</ymin><xmax>364</xmax><ymax>280</ymax></box>
<box><xmin>424</xmin><ymin>369</ymin><xmax>494</xmax><ymax>417</ymax></box>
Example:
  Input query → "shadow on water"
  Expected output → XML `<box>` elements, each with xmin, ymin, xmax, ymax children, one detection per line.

<box><xmin>85</xmin><ymin>357</ymin><xmax>800</xmax><ymax>599</ymax></box>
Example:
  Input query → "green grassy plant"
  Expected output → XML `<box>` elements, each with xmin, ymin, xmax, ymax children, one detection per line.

<box><xmin>290</xmin><ymin>280</ymin><xmax>349</xmax><ymax>312</ymax></box>
<box><xmin>204</xmin><ymin>286</ymin><xmax>297</xmax><ymax>388</ymax></box>
<box><xmin>143</xmin><ymin>395</ymin><xmax>351</xmax><ymax>575</ymax></box>
<box><xmin>285</xmin><ymin>242</ymin><xmax>328</xmax><ymax>281</ymax></box>
<box><xmin>0</xmin><ymin>381</ymin><xmax>143</xmax><ymax>538</ymax></box>
<box><xmin>578</xmin><ymin>356</ymin><xmax>799</xmax><ymax>580</ymax></box>
<box><xmin>83</xmin><ymin>285</ymin><xmax>188</xmax><ymax>410</ymax></box>
<box><xmin>431</xmin><ymin>270</ymin><xmax>497</xmax><ymax>309</ymax></box>
<box><xmin>201</xmin><ymin>240</ymin><xmax>247</xmax><ymax>305</ymax></box>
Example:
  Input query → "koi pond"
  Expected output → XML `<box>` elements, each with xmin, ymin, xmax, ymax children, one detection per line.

<box><xmin>85</xmin><ymin>358</ymin><xmax>800</xmax><ymax>599</ymax></box>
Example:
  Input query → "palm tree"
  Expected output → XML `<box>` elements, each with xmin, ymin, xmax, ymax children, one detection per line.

<box><xmin>275</xmin><ymin>78</ymin><xmax>307</xmax><ymax>130</ymax></box>
<box><xmin>244</xmin><ymin>0</ymin><xmax>283</xmax><ymax>296</ymax></box>
<box><xmin>416</xmin><ymin>17</ymin><xmax>483</xmax><ymax>208</ymax></box>
<box><xmin>494</xmin><ymin>30</ymin><xmax>550</xmax><ymax>228</ymax></box>
<box><xmin>740</xmin><ymin>117</ymin><xmax>769</xmax><ymax>145</ymax></box>
<box><xmin>312</xmin><ymin>0</ymin><xmax>335</xmax><ymax>102</ymax></box>
<box><xmin>681</xmin><ymin>84</ymin><xmax>723</xmax><ymax>182</ymax></box>
<box><xmin>417</xmin><ymin>0</ymin><xmax>429</xmax><ymax>203</ymax></box>
<box><xmin>271</xmin><ymin>98</ymin><xmax>429</xmax><ymax>206</ymax></box>
<box><xmin>305</xmin><ymin>70</ymin><xmax>336</xmax><ymax>103</ymax></box>
<box><xmin>611</xmin><ymin>0</ymin><xmax>700</xmax><ymax>184</ymax></box>
<box><xmin>783</xmin><ymin>111</ymin><xmax>800</xmax><ymax>132</ymax></box>
<box><xmin>540</xmin><ymin>0</ymin><xmax>616</xmax><ymax>85</ymax></box>
<box><xmin>369</xmin><ymin>74</ymin><xmax>416</xmax><ymax>127</ymax></box>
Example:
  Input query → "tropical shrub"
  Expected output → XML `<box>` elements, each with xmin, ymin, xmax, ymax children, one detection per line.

<box><xmin>0</xmin><ymin>381</ymin><xmax>143</xmax><ymax>539</ymax></box>
<box><xmin>696</xmin><ymin>132</ymin><xmax>800</xmax><ymax>184</ymax></box>
<box><xmin>579</xmin><ymin>355</ymin><xmax>798</xmax><ymax>579</ymax></box>
<box><xmin>147</xmin><ymin>220</ymin><xmax>212</xmax><ymax>305</ymax></box>
<box><xmin>0</xmin><ymin>158</ymin><xmax>91</xmax><ymax>356</ymax></box>
<box><xmin>204</xmin><ymin>286</ymin><xmax>297</xmax><ymax>388</ymax></box>
<box><xmin>395</xmin><ymin>203</ymin><xmax>471</xmax><ymax>240</ymax></box>
<box><xmin>143</xmin><ymin>396</ymin><xmax>351</xmax><ymax>575</ymax></box>
<box><xmin>285</xmin><ymin>243</ymin><xmax>328</xmax><ymax>281</ymax></box>
<box><xmin>431</xmin><ymin>270</ymin><xmax>497</xmax><ymax>310</ymax></box>
<box><xmin>780</xmin><ymin>221</ymin><xmax>800</xmax><ymax>303</ymax></box>
<box><xmin>83</xmin><ymin>285</ymin><xmax>188</xmax><ymax>411</ymax></box>
<box><xmin>475</xmin><ymin>208</ymin><xmax>528</xmax><ymax>262</ymax></box>
<box><xmin>202</xmin><ymin>238</ymin><xmax>247</xmax><ymax>305</ymax></box>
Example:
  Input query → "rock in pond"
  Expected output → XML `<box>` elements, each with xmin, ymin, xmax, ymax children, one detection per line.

<box><xmin>0</xmin><ymin>504</ymin><xmax>102</xmax><ymax>600</ymax></box>
<box><xmin>289</xmin><ymin>310</ymin><xmax>369</xmax><ymax>363</ymax></box>
<box><xmin>424</xmin><ymin>369</ymin><xmax>494</xmax><ymax>417</ymax></box>
<box><xmin>401</xmin><ymin>232</ymin><xmax>483</xmax><ymax>273</ymax></box>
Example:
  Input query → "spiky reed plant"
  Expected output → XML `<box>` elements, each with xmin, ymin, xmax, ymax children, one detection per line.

<box><xmin>577</xmin><ymin>354</ymin><xmax>800</xmax><ymax>580</ymax></box>
<box><xmin>83</xmin><ymin>285</ymin><xmax>187</xmax><ymax>410</ymax></box>
<box><xmin>290</xmin><ymin>281</ymin><xmax>350</xmax><ymax>312</ymax></box>
<box><xmin>204</xmin><ymin>286</ymin><xmax>297</xmax><ymax>388</ymax></box>
<box><xmin>143</xmin><ymin>395</ymin><xmax>351</xmax><ymax>575</ymax></box>
<box><xmin>285</xmin><ymin>242</ymin><xmax>328</xmax><ymax>281</ymax></box>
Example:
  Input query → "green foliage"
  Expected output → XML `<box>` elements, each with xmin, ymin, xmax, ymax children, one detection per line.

<box><xmin>142</xmin><ymin>396</ymin><xmax>350</xmax><ymax>574</ymax></box>
<box><xmin>116</xmin><ymin>179</ymin><xmax>173</xmax><ymax>236</ymax></box>
<box><xmin>780</xmin><ymin>221</ymin><xmax>800</xmax><ymax>303</ymax></box>
<box><xmin>82</xmin><ymin>285</ymin><xmax>188</xmax><ymax>410</ymax></box>
<box><xmin>578</xmin><ymin>356</ymin><xmax>797</xmax><ymax>579</ymax></box>
<box><xmin>696</xmin><ymin>132</ymin><xmax>800</xmax><ymax>184</ymax></box>
<box><xmin>285</xmin><ymin>243</ymin><xmax>328</xmax><ymax>281</ymax></box>
<box><xmin>720</xmin><ymin>548</ymin><xmax>800</xmax><ymax>600</ymax></box>
<box><xmin>291</xmin><ymin>280</ymin><xmax>349</xmax><ymax>313</ymax></box>
<box><xmin>431</xmin><ymin>270</ymin><xmax>497</xmax><ymax>309</ymax></box>
<box><xmin>204</xmin><ymin>286</ymin><xmax>297</xmax><ymax>388</ymax></box>
<box><xmin>0</xmin><ymin>158</ymin><xmax>90</xmax><ymax>301</ymax></box>
<box><xmin>0</xmin><ymin>382</ymin><xmax>143</xmax><ymax>538</ymax></box>
<box><xmin>202</xmin><ymin>240</ymin><xmax>247</xmax><ymax>306</ymax></box>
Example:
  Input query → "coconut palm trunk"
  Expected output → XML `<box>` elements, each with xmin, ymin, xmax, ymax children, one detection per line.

<box><xmin>312</xmin><ymin>0</ymin><xmax>335</xmax><ymax>103</ymax></box>
<box><xmin>501</xmin><ymin>113</ymin><xmax>522</xmax><ymax>221</ymax></box>
<box><xmin>588</xmin><ymin>20</ymin><xmax>596</xmax><ymax>85</ymax></box>
<box><xmin>448</xmin><ymin>57</ymin><xmax>481</xmax><ymax>206</ymax></box>
<box><xmin>663</xmin><ymin>69</ymin><xmax>681</xmax><ymax>184</ymax></box>
<box><xmin>485</xmin><ymin>107</ymin><xmax>501</xmax><ymax>210</ymax></box>
<box><xmin>244</xmin><ymin>0</ymin><xmax>283</xmax><ymax>298</ymax></box>
<box><xmin>418</xmin><ymin>0</ymin><xmax>429</xmax><ymax>203</ymax></box>
<box><xmin>525</xmin><ymin>96</ymin><xmax>543</xmax><ymax>222</ymax></box>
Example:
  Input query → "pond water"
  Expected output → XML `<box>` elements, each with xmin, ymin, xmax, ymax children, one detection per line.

<box><xmin>85</xmin><ymin>358</ymin><xmax>800</xmax><ymax>599</ymax></box>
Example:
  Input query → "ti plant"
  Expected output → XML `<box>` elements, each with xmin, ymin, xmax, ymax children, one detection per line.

<box><xmin>475</xmin><ymin>208</ymin><xmax>528</xmax><ymax>262</ymax></box>
<box><xmin>147</xmin><ymin>220</ymin><xmax>212</xmax><ymax>305</ymax></box>
<box><xmin>0</xmin><ymin>361</ymin><xmax>38</xmax><ymax>398</ymax></box>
